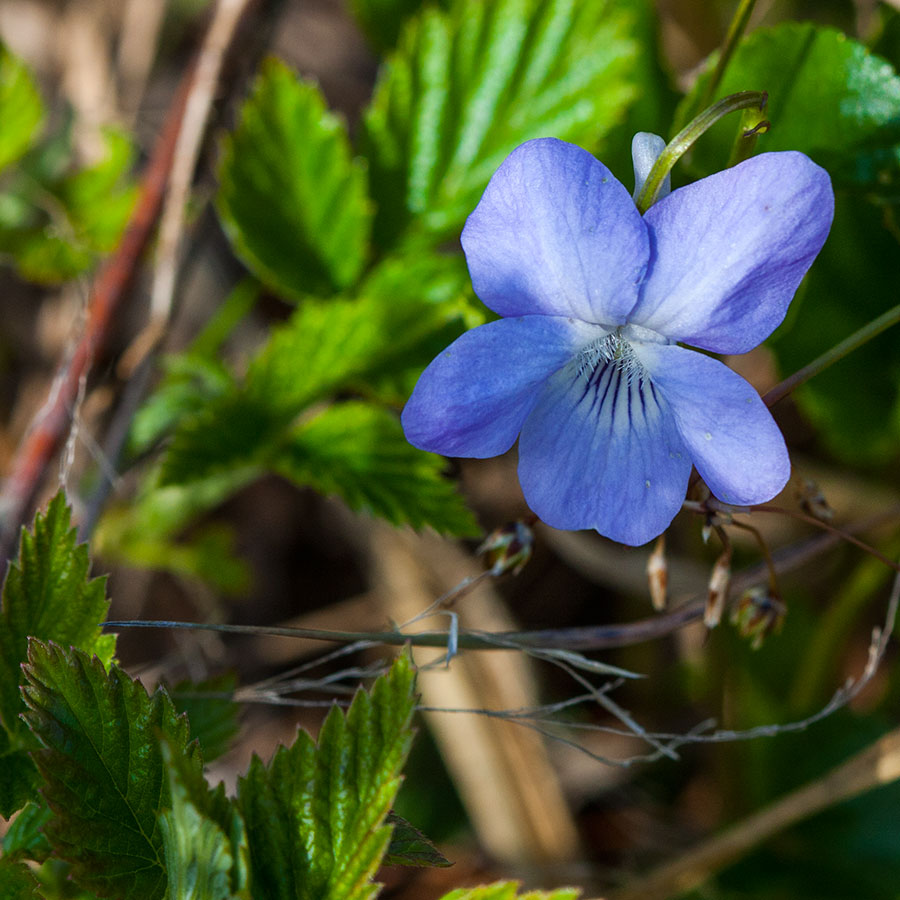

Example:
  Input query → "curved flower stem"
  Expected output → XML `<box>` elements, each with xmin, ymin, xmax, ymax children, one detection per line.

<box><xmin>635</xmin><ymin>91</ymin><xmax>768</xmax><ymax>213</ymax></box>
<box><xmin>729</xmin><ymin>519</ymin><xmax>780</xmax><ymax>596</ymax></box>
<box><xmin>696</xmin><ymin>0</ymin><xmax>760</xmax><ymax>114</ymax></box>
<box><xmin>764</xmin><ymin>300</ymin><xmax>900</xmax><ymax>407</ymax></box>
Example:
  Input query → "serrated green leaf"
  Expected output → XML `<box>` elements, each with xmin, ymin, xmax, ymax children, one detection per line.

<box><xmin>158</xmin><ymin>742</ymin><xmax>235</xmax><ymax>900</ymax></box>
<box><xmin>0</xmin><ymin>492</ymin><xmax>114</xmax><ymax>817</ymax></box>
<box><xmin>129</xmin><ymin>355</ymin><xmax>235</xmax><ymax>455</ymax></box>
<box><xmin>159</xmin><ymin>253</ymin><xmax>477</xmax><ymax>490</ymax></box>
<box><xmin>2</xmin><ymin>799</ymin><xmax>52</xmax><ymax>863</ymax></box>
<box><xmin>159</xmin><ymin>390</ymin><xmax>272</xmax><ymax>486</ymax></box>
<box><xmin>217</xmin><ymin>58</ymin><xmax>371</xmax><ymax>299</ymax></box>
<box><xmin>677</xmin><ymin>24</ymin><xmax>900</xmax><ymax>192</ymax></box>
<box><xmin>384</xmin><ymin>812</ymin><xmax>452</xmax><ymax>867</ymax></box>
<box><xmin>20</xmin><ymin>641</ymin><xmax>205</xmax><ymax>900</ymax></box>
<box><xmin>0</xmin><ymin>44</ymin><xmax>43</xmax><ymax>173</ymax></box>
<box><xmin>0</xmin><ymin>857</ymin><xmax>39</xmax><ymax>899</ymax></box>
<box><xmin>0</xmin><ymin>492</ymin><xmax>114</xmax><ymax>732</ymax></box>
<box><xmin>361</xmin><ymin>0</ymin><xmax>638</xmax><ymax>248</ymax></box>
<box><xmin>158</xmin><ymin>737</ymin><xmax>251</xmax><ymax>899</ymax></box>
<box><xmin>169</xmin><ymin>673</ymin><xmax>241</xmax><ymax>764</ymax></box>
<box><xmin>236</xmin><ymin>653</ymin><xmax>417</xmax><ymax>900</ymax></box>
<box><xmin>277</xmin><ymin>402</ymin><xmax>478</xmax><ymax>535</ymax></box>
<box><xmin>340</xmin><ymin>253</ymin><xmax>483</xmax><ymax>405</ymax></box>
<box><xmin>438</xmin><ymin>884</ymin><xmax>580</xmax><ymax>900</ymax></box>
<box><xmin>245</xmin><ymin>253</ymin><xmax>477</xmax><ymax>412</ymax></box>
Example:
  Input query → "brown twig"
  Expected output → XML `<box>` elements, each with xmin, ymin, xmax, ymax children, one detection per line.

<box><xmin>0</xmin><ymin>0</ymin><xmax>256</xmax><ymax>565</ymax></box>
<box><xmin>104</xmin><ymin>503</ymin><xmax>900</xmax><ymax>652</ymax></box>
<box><xmin>0</xmin><ymin>69</ymin><xmax>192</xmax><ymax>564</ymax></box>
<box><xmin>121</xmin><ymin>0</ymin><xmax>256</xmax><ymax>376</ymax></box>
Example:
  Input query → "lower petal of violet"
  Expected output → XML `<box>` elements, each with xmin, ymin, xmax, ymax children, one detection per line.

<box><xmin>517</xmin><ymin>356</ymin><xmax>691</xmax><ymax>546</ymax></box>
<box><xmin>635</xmin><ymin>342</ymin><xmax>790</xmax><ymax>506</ymax></box>
<box><xmin>402</xmin><ymin>315</ymin><xmax>605</xmax><ymax>458</ymax></box>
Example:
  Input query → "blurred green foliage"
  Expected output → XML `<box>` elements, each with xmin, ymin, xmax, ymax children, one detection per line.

<box><xmin>678</xmin><ymin>23</ymin><xmax>900</xmax><ymax>464</ymax></box>
<box><xmin>1</xmin><ymin>1</ymin><xmax>900</xmax><ymax>897</ymax></box>
<box><xmin>0</xmin><ymin>44</ymin><xmax>136</xmax><ymax>284</ymax></box>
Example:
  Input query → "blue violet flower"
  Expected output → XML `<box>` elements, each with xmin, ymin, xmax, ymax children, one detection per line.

<box><xmin>402</xmin><ymin>137</ymin><xmax>834</xmax><ymax>545</ymax></box>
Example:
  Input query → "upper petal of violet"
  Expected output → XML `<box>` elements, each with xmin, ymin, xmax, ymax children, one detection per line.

<box><xmin>402</xmin><ymin>314</ymin><xmax>605</xmax><ymax>459</ymax></box>
<box><xmin>461</xmin><ymin>138</ymin><xmax>649</xmax><ymax>326</ymax></box>
<box><xmin>629</xmin><ymin>151</ymin><xmax>834</xmax><ymax>354</ymax></box>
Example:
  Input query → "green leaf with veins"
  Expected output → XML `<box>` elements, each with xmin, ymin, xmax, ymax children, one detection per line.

<box><xmin>383</xmin><ymin>812</ymin><xmax>452</xmax><ymax>867</ymax></box>
<box><xmin>169</xmin><ymin>673</ymin><xmax>242</xmax><ymax>764</ymax></box>
<box><xmin>361</xmin><ymin>0</ymin><xmax>638</xmax><ymax>249</ymax></box>
<box><xmin>20</xmin><ymin>642</ymin><xmax>202</xmax><ymax>899</ymax></box>
<box><xmin>236</xmin><ymin>653</ymin><xmax>417</xmax><ymax>900</ymax></box>
<box><xmin>158</xmin><ymin>741</ymin><xmax>240</xmax><ymax>900</ymax></box>
<box><xmin>0</xmin><ymin>492</ymin><xmax>115</xmax><ymax>818</ymax></box>
<box><xmin>217</xmin><ymin>58</ymin><xmax>371</xmax><ymax>299</ymax></box>
<box><xmin>276</xmin><ymin>401</ymin><xmax>478</xmax><ymax>534</ymax></box>
<box><xmin>677</xmin><ymin>23</ymin><xmax>900</xmax><ymax>193</ymax></box>
<box><xmin>348</xmin><ymin>0</ymin><xmax>441</xmax><ymax>52</ymax></box>
<box><xmin>157</xmin><ymin>254</ymin><xmax>481</xmax><ymax>536</ymax></box>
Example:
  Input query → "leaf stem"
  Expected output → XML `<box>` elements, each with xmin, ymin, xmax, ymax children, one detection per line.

<box><xmin>764</xmin><ymin>300</ymin><xmax>900</xmax><ymax>408</ymax></box>
<box><xmin>696</xmin><ymin>0</ymin><xmax>760</xmax><ymax>113</ymax></box>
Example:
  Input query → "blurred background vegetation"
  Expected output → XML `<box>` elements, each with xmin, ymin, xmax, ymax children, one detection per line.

<box><xmin>1</xmin><ymin>0</ymin><xmax>899</xmax><ymax>897</ymax></box>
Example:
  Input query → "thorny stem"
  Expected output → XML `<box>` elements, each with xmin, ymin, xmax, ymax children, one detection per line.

<box><xmin>764</xmin><ymin>300</ymin><xmax>900</xmax><ymax>408</ymax></box>
<box><xmin>635</xmin><ymin>91</ymin><xmax>768</xmax><ymax>213</ymax></box>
